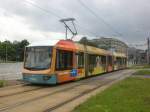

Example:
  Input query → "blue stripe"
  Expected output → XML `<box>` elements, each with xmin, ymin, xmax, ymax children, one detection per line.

<box><xmin>23</xmin><ymin>74</ymin><xmax>57</xmax><ymax>84</ymax></box>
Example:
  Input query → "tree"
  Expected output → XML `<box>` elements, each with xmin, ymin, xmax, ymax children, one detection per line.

<box><xmin>16</xmin><ymin>39</ymin><xmax>29</xmax><ymax>61</ymax></box>
<box><xmin>79</xmin><ymin>37</ymin><xmax>98</xmax><ymax>47</ymax></box>
<box><xmin>0</xmin><ymin>39</ymin><xmax>29</xmax><ymax>62</ymax></box>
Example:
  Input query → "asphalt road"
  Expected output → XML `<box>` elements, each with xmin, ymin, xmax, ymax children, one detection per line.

<box><xmin>0</xmin><ymin>63</ymin><xmax>23</xmax><ymax>80</ymax></box>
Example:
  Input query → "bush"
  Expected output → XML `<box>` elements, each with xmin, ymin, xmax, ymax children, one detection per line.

<box><xmin>0</xmin><ymin>80</ymin><xmax>6</xmax><ymax>87</ymax></box>
<box><xmin>133</xmin><ymin>70</ymin><xmax>150</xmax><ymax>75</ymax></box>
<box><xmin>129</xmin><ymin>65</ymin><xmax>150</xmax><ymax>69</ymax></box>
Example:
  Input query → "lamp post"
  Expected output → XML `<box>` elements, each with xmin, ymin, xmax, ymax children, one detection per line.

<box><xmin>5</xmin><ymin>43</ymin><xmax>7</xmax><ymax>62</ymax></box>
<box><xmin>147</xmin><ymin>38</ymin><xmax>150</xmax><ymax>64</ymax></box>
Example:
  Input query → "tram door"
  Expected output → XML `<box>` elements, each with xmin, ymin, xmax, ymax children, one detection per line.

<box><xmin>84</xmin><ymin>53</ymin><xmax>89</xmax><ymax>77</ymax></box>
<box><xmin>76</xmin><ymin>52</ymin><xmax>88</xmax><ymax>77</ymax></box>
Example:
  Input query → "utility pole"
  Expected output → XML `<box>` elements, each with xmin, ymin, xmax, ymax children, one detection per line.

<box><xmin>147</xmin><ymin>38</ymin><xmax>150</xmax><ymax>64</ymax></box>
<box><xmin>5</xmin><ymin>43</ymin><xmax>7</xmax><ymax>62</ymax></box>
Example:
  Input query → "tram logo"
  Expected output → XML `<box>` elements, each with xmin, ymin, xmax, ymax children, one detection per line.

<box><xmin>70</xmin><ymin>69</ymin><xmax>78</xmax><ymax>77</ymax></box>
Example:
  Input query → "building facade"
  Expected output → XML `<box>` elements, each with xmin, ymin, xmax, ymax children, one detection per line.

<box><xmin>90</xmin><ymin>37</ymin><xmax>128</xmax><ymax>55</ymax></box>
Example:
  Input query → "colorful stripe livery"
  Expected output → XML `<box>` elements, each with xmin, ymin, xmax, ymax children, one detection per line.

<box><xmin>22</xmin><ymin>39</ymin><xmax>127</xmax><ymax>84</ymax></box>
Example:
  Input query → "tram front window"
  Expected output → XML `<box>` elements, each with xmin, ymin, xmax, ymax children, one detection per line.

<box><xmin>24</xmin><ymin>46</ymin><xmax>52</xmax><ymax>70</ymax></box>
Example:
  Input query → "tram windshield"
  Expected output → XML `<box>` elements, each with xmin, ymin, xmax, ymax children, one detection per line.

<box><xmin>24</xmin><ymin>46</ymin><xmax>52</xmax><ymax>70</ymax></box>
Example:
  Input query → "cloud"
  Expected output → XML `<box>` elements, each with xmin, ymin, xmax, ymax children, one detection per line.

<box><xmin>0</xmin><ymin>0</ymin><xmax>149</xmax><ymax>49</ymax></box>
<box><xmin>0</xmin><ymin>8</ymin><xmax>72</xmax><ymax>42</ymax></box>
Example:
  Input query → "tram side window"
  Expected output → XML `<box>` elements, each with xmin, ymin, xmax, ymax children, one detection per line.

<box><xmin>101</xmin><ymin>56</ymin><xmax>106</xmax><ymax>65</ymax></box>
<box><xmin>116</xmin><ymin>57</ymin><xmax>119</xmax><ymax>65</ymax></box>
<box><xmin>76</xmin><ymin>52</ymin><xmax>84</xmax><ymax>68</ymax></box>
<box><xmin>121</xmin><ymin>58</ymin><xmax>123</xmax><ymax>65</ymax></box>
<box><xmin>124</xmin><ymin>58</ymin><xmax>127</xmax><ymax>65</ymax></box>
<box><xmin>120</xmin><ymin>58</ymin><xmax>122</xmax><ymax>65</ymax></box>
<box><xmin>123</xmin><ymin>58</ymin><xmax>127</xmax><ymax>65</ymax></box>
<box><xmin>89</xmin><ymin>55</ymin><xmax>97</xmax><ymax>68</ymax></box>
<box><xmin>108</xmin><ymin>56</ymin><xmax>112</xmax><ymax>65</ymax></box>
<box><xmin>56</xmin><ymin>50</ymin><xmax>73</xmax><ymax>70</ymax></box>
<box><xmin>116</xmin><ymin>57</ymin><xmax>120</xmax><ymax>65</ymax></box>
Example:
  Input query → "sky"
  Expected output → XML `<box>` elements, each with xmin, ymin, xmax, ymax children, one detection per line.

<box><xmin>0</xmin><ymin>0</ymin><xmax>150</xmax><ymax>49</ymax></box>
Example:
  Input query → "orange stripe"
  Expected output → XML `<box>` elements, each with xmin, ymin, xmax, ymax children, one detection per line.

<box><xmin>57</xmin><ymin>73</ymin><xmax>75</xmax><ymax>83</ymax></box>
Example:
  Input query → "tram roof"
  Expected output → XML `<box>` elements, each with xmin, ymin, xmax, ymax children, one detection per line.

<box><xmin>27</xmin><ymin>40</ymin><xmax>126</xmax><ymax>57</ymax></box>
<box><xmin>28</xmin><ymin>39</ymin><xmax>77</xmax><ymax>51</ymax></box>
<box><xmin>75</xmin><ymin>43</ymin><xmax>111</xmax><ymax>55</ymax></box>
<box><xmin>27</xmin><ymin>40</ymin><xmax>60</xmax><ymax>47</ymax></box>
<box><xmin>113</xmin><ymin>52</ymin><xmax>127</xmax><ymax>58</ymax></box>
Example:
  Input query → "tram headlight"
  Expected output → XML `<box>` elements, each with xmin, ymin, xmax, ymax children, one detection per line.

<box><xmin>43</xmin><ymin>76</ymin><xmax>51</xmax><ymax>80</ymax></box>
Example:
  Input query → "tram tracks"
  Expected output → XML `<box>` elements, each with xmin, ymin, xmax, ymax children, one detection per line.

<box><xmin>0</xmin><ymin>70</ymin><xmax>134</xmax><ymax>112</ymax></box>
<box><xmin>44</xmin><ymin>80</ymin><xmax>113</xmax><ymax>112</ymax></box>
<box><xmin>0</xmin><ymin>84</ymin><xmax>45</xmax><ymax>98</ymax></box>
<box><xmin>0</xmin><ymin>83</ymin><xmax>82</xmax><ymax>111</ymax></box>
<box><xmin>0</xmin><ymin>87</ymin><xmax>43</xmax><ymax>98</ymax></box>
<box><xmin>0</xmin><ymin>70</ymin><xmax>122</xmax><ymax>99</ymax></box>
<box><xmin>44</xmin><ymin>70</ymin><xmax>134</xmax><ymax>112</ymax></box>
<box><xmin>0</xmin><ymin>78</ymin><xmax>105</xmax><ymax>111</ymax></box>
<box><xmin>0</xmin><ymin>75</ymin><xmax>105</xmax><ymax>111</ymax></box>
<box><xmin>0</xmin><ymin>83</ymin><xmax>27</xmax><ymax>91</ymax></box>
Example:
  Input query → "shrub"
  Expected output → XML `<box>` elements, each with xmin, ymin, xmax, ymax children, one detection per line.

<box><xmin>0</xmin><ymin>80</ymin><xmax>6</xmax><ymax>87</ymax></box>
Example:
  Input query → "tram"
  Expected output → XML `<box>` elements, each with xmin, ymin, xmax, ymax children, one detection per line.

<box><xmin>22</xmin><ymin>39</ymin><xmax>127</xmax><ymax>84</ymax></box>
